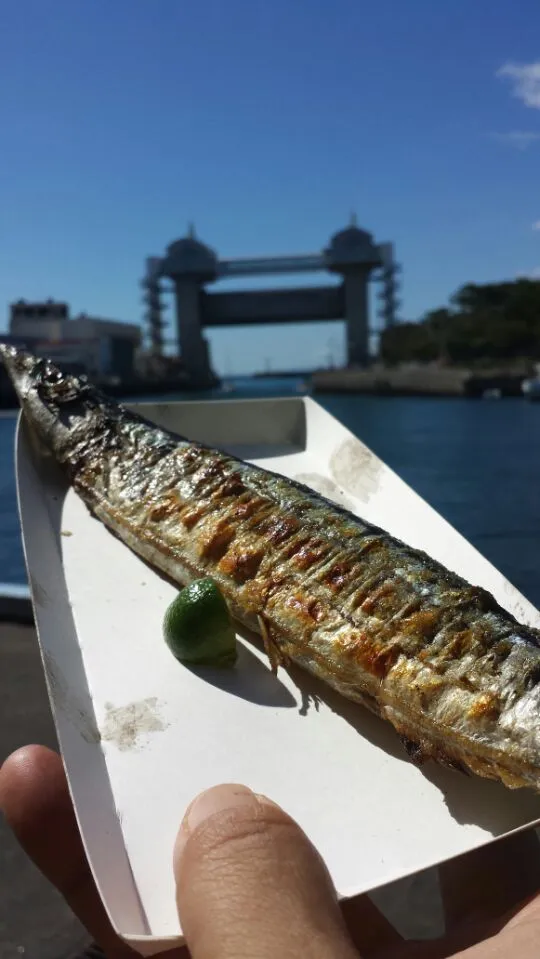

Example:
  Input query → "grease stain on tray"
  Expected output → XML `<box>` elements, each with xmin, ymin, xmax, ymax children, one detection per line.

<box><xmin>101</xmin><ymin>697</ymin><xmax>168</xmax><ymax>751</ymax></box>
<box><xmin>294</xmin><ymin>473</ymin><xmax>354</xmax><ymax>511</ymax></box>
<box><xmin>330</xmin><ymin>438</ymin><xmax>383</xmax><ymax>502</ymax></box>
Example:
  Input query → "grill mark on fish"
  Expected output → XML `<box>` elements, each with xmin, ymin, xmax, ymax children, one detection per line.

<box><xmin>218</xmin><ymin>545</ymin><xmax>265</xmax><ymax>583</ymax></box>
<box><xmin>4</xmin><ymin>343</ymin><xmax>540</xmax><ymax>792</ymax></box>
<box><xmin>302</xmin><ymin>547</ymin><xmax>344</xmax><ymax>583</ymax></box>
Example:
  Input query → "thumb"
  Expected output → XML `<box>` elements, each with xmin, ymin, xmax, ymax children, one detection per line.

<box><xmin>173</xmin><ymin>784</ymin><xmax>359</xmax><ymax>959</ymax></box>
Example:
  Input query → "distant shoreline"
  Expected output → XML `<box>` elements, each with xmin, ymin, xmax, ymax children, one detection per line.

<box><xmin>253</xmin><ymin>369</ymin><xmax>314</xmax><ymax>379</ymax></box>
<box><xmin>311</xmin><ymin>366</ymin><xmax>530</xmax><ymax>398</ymax></box>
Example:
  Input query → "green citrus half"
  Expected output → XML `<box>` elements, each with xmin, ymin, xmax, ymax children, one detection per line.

<box><xmin>163</xmin><ymin>577</ymin><xmax>237</xmax><ymax>668</ymax></box>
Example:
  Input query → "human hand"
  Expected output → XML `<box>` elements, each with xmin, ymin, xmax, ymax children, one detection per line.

<box><xmin>2</xmin><ymin>745</ymin><xmax>540</xmax><ymax>959</ymax></box>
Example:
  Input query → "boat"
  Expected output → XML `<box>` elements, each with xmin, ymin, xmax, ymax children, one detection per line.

<box><xmin>482</xmin><ymin>388</ymin><xmax>502</xmax><ymax>399</ymax></box>
<box><xmin>522</xmin><ymin>377</ymin><xmax>540</xmax><ymax>401</ymax></box>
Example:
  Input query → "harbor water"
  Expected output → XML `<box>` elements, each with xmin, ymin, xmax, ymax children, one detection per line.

<box><xmin>0</xmin><ymin>377</ymin><xmax>539</xmax><ymax>609</ymax></box>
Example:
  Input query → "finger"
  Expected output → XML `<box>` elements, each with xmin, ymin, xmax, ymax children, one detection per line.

<box><xmin>439</xmin><ymin>829</ymin><xmax>540</xmax><ymax>929</ymax></box>
<box><xmin>174</xmin><ymin>784</ymin><xmax>359</xmax><ymax>959</ymax></box>
<box><xmin>0</xmin><ymin>745</ymin><xmax>139</xmax><ymax>959</ymax></box>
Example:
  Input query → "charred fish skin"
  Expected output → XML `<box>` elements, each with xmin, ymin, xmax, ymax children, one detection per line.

<box><xmin>4</xmin><ymin>344</ymin><xmax>540</xmax><ymax>793</ymax></box>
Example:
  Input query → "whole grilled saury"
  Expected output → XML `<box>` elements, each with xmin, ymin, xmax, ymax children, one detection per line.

<box><xmin>3</xmin><ymin>344</ymin><xmax>540</xmax><ymax>792</ymax></box>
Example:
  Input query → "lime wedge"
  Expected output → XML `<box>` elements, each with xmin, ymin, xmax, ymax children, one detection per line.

<box><xmin>163</xmin><ymin>577</ymin><xmax>237</xmax><ymax>668</ymax></box>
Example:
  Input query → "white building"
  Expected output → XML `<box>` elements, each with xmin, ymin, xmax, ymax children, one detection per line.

<box><xmin>9</xmin><ymin>300</ymin><xmax>140</xmax><ymax>379</ymax></box>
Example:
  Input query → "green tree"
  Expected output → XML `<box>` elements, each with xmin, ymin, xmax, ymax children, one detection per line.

<box><xmin>380</xmin><ymin>322</ymin><xmax>438</xmax><ymax>364</ymax></box>
<box><xmin>380</xmin><ymin>279</ymin><xmax>540</xmax><ymax>365</ymax></box>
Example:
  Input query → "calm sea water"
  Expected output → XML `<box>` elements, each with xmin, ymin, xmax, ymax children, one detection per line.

<box><xmin>1</xmin><ymin>377</ymin><xmax>539</xmax><ymax>609</ymax></box>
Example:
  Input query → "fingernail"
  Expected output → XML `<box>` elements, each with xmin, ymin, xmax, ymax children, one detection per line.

<box><xmin>175</xmin><ymin>784</ymin><xmax>255</xmax><ymax>864</ymax></box>
<box><xmin>186</xmin><ymin>784</ymin><xmax>255</xmax><ymax>831</ymax></box>
<box><xmin>255</xmin><ymin>793</ymin><xmax>279</xmax><ymax>808</ymax></box>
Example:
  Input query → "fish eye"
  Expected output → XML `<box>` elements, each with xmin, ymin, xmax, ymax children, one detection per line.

<box><xmin>35</xmin><ymin>359</ymin><xmax>63</xmax><ymax>385</ymax></box>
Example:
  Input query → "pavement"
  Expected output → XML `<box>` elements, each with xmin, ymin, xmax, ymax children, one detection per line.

<box><xmin>0</xmin><ymin>622</ymin><xmax>91</xmax><ymax>959</ymax></box>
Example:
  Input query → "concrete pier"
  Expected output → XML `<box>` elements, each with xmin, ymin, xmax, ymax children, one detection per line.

<box><xmin>0</xmin><ymin>622</ymin><xmax>91</xmax><ymax>958</ymax></box>
<box><xmin>312</xmin><ymin>365</ymin><xmax>470</xmax><ymax>396</ymax></box>
<box><xmin>311</xmin><ymin>365</ymin><xmax>530</xmax><ymax>397</ymax></box>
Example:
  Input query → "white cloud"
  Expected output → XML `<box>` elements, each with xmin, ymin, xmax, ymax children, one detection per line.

<box><xmin>491</xmin><ymin>130</ymin><xmax>540</xmax><ymax>149</ymax></box>
<box><xmin>497</xmin><ymin>61</ymin><xmax>540</xmax><ymax>108</ymax></box>
<box><xmin>533</xmin><ymin>221</ymin><xmax>540</xmax><ymax>231</ymax></box>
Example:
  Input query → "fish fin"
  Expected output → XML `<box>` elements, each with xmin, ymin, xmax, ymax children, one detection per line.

<box><xmin>399</xmin><ymin>734</ymin><xmax>470</xmax><ymax>776</ymax></box>
<box><xmin>399</xmin><ymin>735</ymin><xmax>428</xmax><ymax>766</ymax></box>
<box><xmin>257</xmin><ymin>614</ymin><xmax>288</xmax><ymax>675</ymax></box>
<box><xmin>436</xmin><ymin>753</ymin><xmax>471</xmax><ymax>776</ymax></box>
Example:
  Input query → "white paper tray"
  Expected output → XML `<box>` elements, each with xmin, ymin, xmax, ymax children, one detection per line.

<box><xmin>16</xmin><ymin>396</ymin><xmax>540</xmax><ymax>955</ymax></box>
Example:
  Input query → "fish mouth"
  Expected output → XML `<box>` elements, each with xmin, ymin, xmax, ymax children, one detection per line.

<box><xmin>0</xmin><ymin>344</ymin><xmax>77</xmax><ymax>404</ymax></box>
<box><xmin>0</xmin><ymin>343</ymin><xmax>43</xmax><ymax>386</ymax></box>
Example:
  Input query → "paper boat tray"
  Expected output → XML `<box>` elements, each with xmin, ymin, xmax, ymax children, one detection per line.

<box><xmin>15</xmin><ymin>396</ymin><xmax>540</xmax><ymax>955</ymax></box>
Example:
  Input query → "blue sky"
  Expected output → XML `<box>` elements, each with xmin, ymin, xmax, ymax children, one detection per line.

<box><xmin>1</xmin><ymin>0</ymin><xmax>540</xmax><ymax>374</ymax></box>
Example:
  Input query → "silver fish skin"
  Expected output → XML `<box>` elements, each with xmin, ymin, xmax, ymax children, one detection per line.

<box><xmin>3</xmin><ymin>343</ymin><xmax>540</xmax><ymax>792</ymax></box>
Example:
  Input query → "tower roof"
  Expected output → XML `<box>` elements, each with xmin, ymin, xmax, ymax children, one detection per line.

<box><xmin>325</xmin><ymin>217</ymin><xmax>381</xmax><ymax>271</ymax></box>
<box><xmin>162</xmin><ymin>226</ymin><xmax>218</xmax><ymax>280</ymax></box>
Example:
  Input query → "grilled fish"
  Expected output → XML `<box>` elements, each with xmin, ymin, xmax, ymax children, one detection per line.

<box><xmin>3</xmin><ymin>343</ymin><xmax>540</xmax><ymax>792</ymax></box>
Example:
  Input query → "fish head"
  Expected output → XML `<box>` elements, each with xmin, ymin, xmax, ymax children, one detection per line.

<box><xmin>1</xmin><ymin>342</ymin><xmax>46</xmax><ymax>387</ymax></box>
<box><xmin>0</xmin><ymin>343</ymin><xmax>97</xmax><ymax>451</ymax></box>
